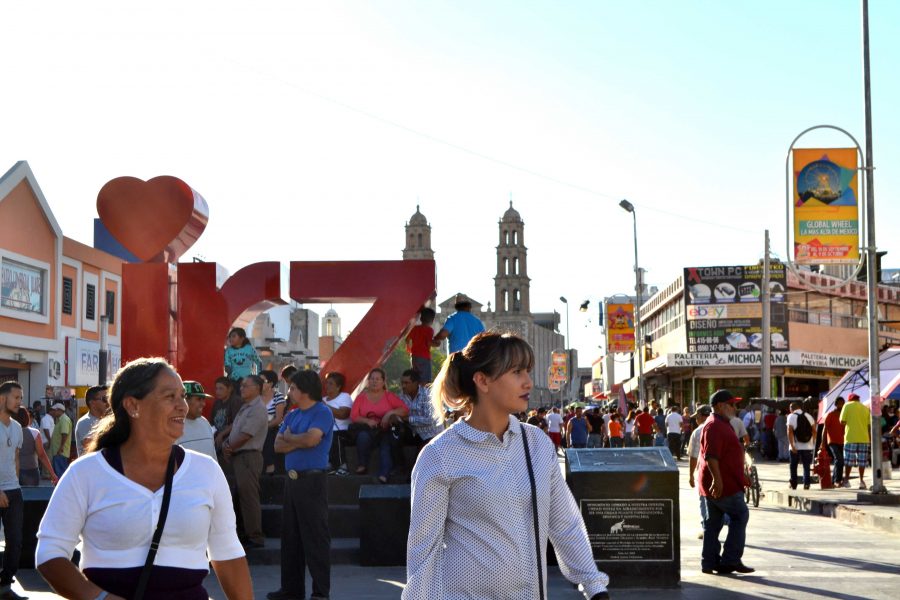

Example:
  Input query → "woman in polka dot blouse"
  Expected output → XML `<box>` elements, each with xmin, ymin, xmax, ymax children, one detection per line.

<box><xmin>403</xmin><ymin>331</ymin><xmax>610</xmax><ymax>600</ymax></box>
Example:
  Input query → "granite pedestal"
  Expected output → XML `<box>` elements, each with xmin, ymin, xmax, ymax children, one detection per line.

<box><xmin>565</xmin><ymin>447</ymin><xmax>680</xmax><ymax>588</ymax></box>
<box><xmin>358</xmin><ymin>484</ymin><xmax>410</xmax><ymax>566</ymax></box>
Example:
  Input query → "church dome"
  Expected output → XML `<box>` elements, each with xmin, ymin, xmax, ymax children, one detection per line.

<box><xmin>324</xmin><ymin>308</ymin><xmax>339</xmax><ymax>318</ymax></box>
<box><xmin>409</xmin><ymin>205</ymin><xmax>428</xmax><ymax>226</ymax></box>
<box><xmin>502</xmin><ymin>201</ymin><xmax>521</xmax><ymax>222</ymax></box>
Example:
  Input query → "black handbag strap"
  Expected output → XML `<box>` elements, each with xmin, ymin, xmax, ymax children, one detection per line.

<box><xmin>134</xmin><ymin>446</ymin><xmax>177</xmax><ymax>600</ymax></box>
<box><xmin>520</xmin><ymin>423</ymin><xmax>545</xmax><ymax>600</ymax></box>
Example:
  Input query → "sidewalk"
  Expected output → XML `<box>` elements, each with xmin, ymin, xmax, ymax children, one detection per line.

<box><xmin>753</xmin><ymin>458</ymin><xmax>900</xmax><ymax>535</ymax></box>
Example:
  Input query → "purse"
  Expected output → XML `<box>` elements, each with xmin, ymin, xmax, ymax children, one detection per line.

<box><xmin>520</xmin><ymin>423</ymin><xmax>545</xmax><ymax>600</ymax></box>
<box><xmin>133</xmin><ymin>446</ymin><xmax>177</xmax><ymax>600</ymax></box>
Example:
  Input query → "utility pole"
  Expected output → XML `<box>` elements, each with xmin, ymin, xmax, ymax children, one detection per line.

<box><xmin>862</xmin><ymin>0</ymin><xmax>886</xmax><ymax>494</ymax></box>
<box><xmin>761</xmin><ymin>230</ymin><xmax>771</xmax><ymax>401</ymax></box>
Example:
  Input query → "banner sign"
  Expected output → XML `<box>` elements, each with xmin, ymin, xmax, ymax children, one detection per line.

<box><xmin>792</xmin><ymin>148</ymin><xmax>860</xmax><ymax>265</ymax></box>
<box><xmin>1</xmin><ymin>259</ymin><xmax>45</xmax><ymax>314</ymax></box>
<box><xmin>684</xmin><ymin>264</ymin><xmax>788</xmax><ymax>353</ymax></box>
<box><xmin>605</xmin><ymin>303</ymin><xmax>635</xmax><ymax>353</ymax></box>
<box><xmin>67</xmin><ymin>338</ymin><xmax>122</xmax><ymax>387</ymax></box>
<box><xmin>667</xmin><ymin>351</ymin><xmax>866</xmax><ymax>369</ymax></box>
<box><xmin>550</xmin><ymin>350</ymin><xmax>568</xmax><ymax>386</ymax></box>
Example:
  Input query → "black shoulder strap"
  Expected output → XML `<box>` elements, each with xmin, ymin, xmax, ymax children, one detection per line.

<box><xmin>520</xmin><ymin>423</ymin><xmax>545</xmax><ymax>600</ymax></box>
<box><xmin>134</xmin><ymin>446</ymin><xmax>177</xmax><ymax>600</ymax></box>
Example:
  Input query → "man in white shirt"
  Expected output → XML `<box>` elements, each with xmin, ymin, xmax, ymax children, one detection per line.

<box><xmin>177</xmin><ymin>381</ymin><xmax>217</xmax><ymax>460</ymax></box>
<box><xmin>40</xmin><ymin>407</ymin><xmax>54</xmax><ymax>449</ymax></box>
<box><xmin>323</xmin><ymin>372</ymin><xmax>353</xmax><ymax>476</ymax></box>
<box><xmin>665</xmin><ymin>406</ymin><xmax>684</xmax><ymax>460</ymax></box>
<box><xmin>545</xmin><ymin>407</ymin><xmax>564</xmax><ymax>450</ymax></box>
<box><xmin>787</xmin><ymin>400</ymin><xmax>816</xmax><ymax>490</ymax></box>
<box><xmin>74</xmin><ymin>385</ymin><xmax>108</xmax><ymax>456</ymax></box>
<box><xmin>0</xmin><ymin>382</ymin><xmax>25</xmax><ymax>600</ymax></box>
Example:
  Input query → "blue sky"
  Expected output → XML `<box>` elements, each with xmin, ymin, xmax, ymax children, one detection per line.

<box><xmin>2</xmin><ymin>1</ymin><xmax>898</xmax><ymax>367</ymax></box>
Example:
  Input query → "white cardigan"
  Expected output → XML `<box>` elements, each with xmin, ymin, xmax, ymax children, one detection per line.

<box><xmin>36</xmin><ymin>449</ymin><xmax>244</xmax><ymax>570</ymax></box>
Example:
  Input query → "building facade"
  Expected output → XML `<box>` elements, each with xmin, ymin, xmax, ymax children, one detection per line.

<box><xmin>0</xmin><ymin>162</ymin><xmax>123</xmax><ymax>407</ymax></box>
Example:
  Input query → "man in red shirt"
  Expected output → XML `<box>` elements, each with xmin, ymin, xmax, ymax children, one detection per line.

<box><xmin>823</xmin><ymin>396</ymin><xmax>846</xmax><ymax>487</ymax></box>
<box><xmin>697</xmin><ymin>389</ymin><xmax>754</xmax><ymax>575</ymax></box>
<box><xmin>634</xmin><ymin>408</ymin><xmax>656</xmax><ymax>447</ymax></box>
<box><xmin>405</xmin><ymin>307</ymin><xmax>435</xmax><ymax>383</ymax></box>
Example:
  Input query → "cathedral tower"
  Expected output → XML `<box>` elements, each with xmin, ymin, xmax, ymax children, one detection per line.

<box><xmin>402</xmin><ymin>205</ymin><xmax>434</xmax><ymax>260</ymax></box>
<box><xmin>494</xmin><ymin>201</ymin><xmax>530</xmax><ymax>315</ymax></box>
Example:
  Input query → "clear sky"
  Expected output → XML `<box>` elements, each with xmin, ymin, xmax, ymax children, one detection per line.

<box><xmin>2</xmin><ymin>1</ymin><xmax>898</xmax><ymax>368</ymax></box>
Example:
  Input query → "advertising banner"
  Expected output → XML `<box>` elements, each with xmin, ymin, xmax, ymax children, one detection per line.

<box><xmin>550</xmin><ymin>350</ymin><xmax>568</xmax><ymax>386</ymax></box>
<box><xmin>683</xmin><ymin>264</ymin><xmax>789</xmax><ymax>353</ymax></box>
<box><xmin>67</xmin><ymin>338</ymin><xmax>122</xmax><ymax>387</ymax></box>
<box><xmin>792</xmin><ymin>148</ymin><xmax>860</xmax><ymax>265</ymax></box>
<box><xmin>1</xmin><ymin>259</ymin><xmax>44</xmax><ymax>314</ymax></box>
<box><xmin>667</xmin><ymin>351</ymin><xmax>865</xmax><ymax>369</ymax></box>
<box><xmin>606</xmin><ymin>303</ymin><xmax>635</xmax><ymax>353</ymax></box>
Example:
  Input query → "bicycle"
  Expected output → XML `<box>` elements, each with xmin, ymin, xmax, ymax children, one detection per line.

<box><xmin>744</xmin><ymin>441</ymin><xmax>762</xmax><ymax>507</ymax></box>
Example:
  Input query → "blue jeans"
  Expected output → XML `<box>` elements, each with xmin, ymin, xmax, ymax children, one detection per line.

<box><xmin>0</xmin><ymin>488</ymin><xmax>23</xmax><ymax>586</ymax></box>
<box><xmin>609</xmin><ymin>437</ymin><xmax>624</xmax><ymax>448</ymax></box>
<box><xmin>700</xmin><ymin>492</ymin><xmax>749</xmax><ymax>570</ymax></box>
<box><xmin>52</xmin><ymin>455</ymin><xmax>69</xmax><ymax>478</ymax></box>
<box><xmin>355</xmin><ymin>428</ymin><xmax>396</xmax><ymax>479</ymax></box>
<box><xmin>828</xmin><ymin>443</ymin><xmax>844</xmax><ymax>484</ymax></box>
<box><xmin>790</xmin><ymin>449</ymin><xmax>813</xmax><ymax>488</ymax></box>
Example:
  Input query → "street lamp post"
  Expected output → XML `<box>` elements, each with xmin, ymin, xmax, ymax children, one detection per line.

<box><xmin>619</xmin><ymin>199</ymin><xmax>645</xmax><ymax>407</ymax></box>
<box><xmin>560</xmin><ymin>296</ymin><xmax>571</xmax><ymax>406</ymax></box>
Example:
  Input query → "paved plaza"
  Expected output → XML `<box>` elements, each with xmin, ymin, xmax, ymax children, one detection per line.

<box><xmin>7</xmin><ymin>456</ymin><xmax>899</xmax><ymax>599</ymax></box>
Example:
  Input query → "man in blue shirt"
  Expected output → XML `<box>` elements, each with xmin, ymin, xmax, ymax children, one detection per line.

<box><xmin>433</xmin><ymin>295</ymin><xmax>485</xmax><ymax>353</ymax></box>
<box><xmin>268</xmin><ymin>371</ymin><xmax>334</xmax><ymax>600</ymax></box>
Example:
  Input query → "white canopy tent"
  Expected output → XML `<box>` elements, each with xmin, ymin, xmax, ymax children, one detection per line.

<box><xmin>821</xmin><ymin>347</ymin><xmax>900</xmax><ymax>416</ymax></box>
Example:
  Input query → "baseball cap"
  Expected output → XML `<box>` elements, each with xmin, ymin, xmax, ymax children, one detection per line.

<box><xmin>691</xmin><ymin>405</ymin><xmax>712</xmax><ymax>418</ymax></box>
<box><xmin>51</xmin><ymin>403</ymin><xmax>65</xmax><ymax>411</ymax></box>
<box><xmin>848</xmin><ymin>393</ymin><xmax>860</xmax><ymax>401</ymax></box>
<box><xmin>709</xmin><ymin>389</ymin><xmax>739</xmax><ymax>406</ymax></box>
<box><xmin>183</xmin><ymin>381</ymin><xmax>213</xmax><ymax>398</ymax></box>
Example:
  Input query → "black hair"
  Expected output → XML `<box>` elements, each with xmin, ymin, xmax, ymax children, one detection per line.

<box><xmin>0</xmin><ymin>382</ymin><xmax>22</xmax><ymax>396</ymax></box>
<box><xmin>401</xmin><ymin>368</ymin><xmax>422</xmax><ymax>384</ymax></box>
<box><xmin>228</xmin><ymin>327</ymin><xmax>251</xmax><ymax>347</ymax></box>
<box><xmin>291</xmin><ymin>370</ymin><xmax>323</xmax><ymax>402</ymax></box>
<box><xmin>214</xmin><ymin>376</ymin><xmax>234</xmax><ymax>388</ymax></box>
<box><xmin>14</xmin><ymin>407</ymin><xmax>30</xmax><ymax>428</ymax></box>
<box><xmin>432</xmin><ymin>330</ymin><xmax>534</xmax><ymax>418</ymax></box>
<box><xmin>88</xmin><ymin>357</ymin><xmax>174</xmax><ymax>453</ymax></box>
<box><xmin>259</xmin><ymin>370</ymin><xmax>278</xmax><ymax>387</ymax></box>
<box><xmin>325</xmin><ymin>372</ymin><xmax>346</xmax><ymax>390</ymax></box>
<box><xmin>419</xmin><ymin>307</ymin><xmax>436</xmax><ymax>324</ymax></box>
<box><xmin>280</xmin><ymin>364</ymin><xmax>298</xmax><ymax>381</ymax></box>
<box><xmin>86</xmin><ymin>385</ymin><xmax>108</xmax><ymax>403</ymax></box>
<box><xmin>242</xmin><ymin>375</ymin><xmax>264</xmax><ymax>391</ymax></box>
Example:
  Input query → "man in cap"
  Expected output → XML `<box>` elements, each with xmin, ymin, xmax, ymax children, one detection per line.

<box><xmin>49</xmin><ymin>402</ymin><xmax>73</xmax><ymax>478</ymax></box>
<box><xmin>176</xmin><ymin>381</ymin><xmax>217</xmax><ymax>460</ymax></box>
<box><xmin>0</xmin><ymin>382</ymin><xmax>26</xmax><ymax>599</ymax></box>
<box><xmin>74</xmin><ymin>385</ymin><xmax>108</xmax><ymax>456</ymax></box>
<box><xmin>432</xmin><ymin>294</ymin><xmax>485</xmax><ymax>354</ymax></box>
<box><xmin>697</xmin><ymin>390</ymin><xmax>754</xmax><ymax>575</ymax></box>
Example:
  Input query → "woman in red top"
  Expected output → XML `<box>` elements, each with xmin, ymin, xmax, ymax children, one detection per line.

<box><xmin>608</xmin><ymin>413</ymin><xmax>624</xmax><ymax>448</ymax></box>
<box><xmin>350</xmin><ymin>368</ymin><xmax>408</xmax><ymax>482</ymax></box>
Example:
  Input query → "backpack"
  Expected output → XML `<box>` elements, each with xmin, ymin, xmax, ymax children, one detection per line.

<box><xmin>794</xmin><ymin>411</ymin><xmax>813</xmax><ymax>443</ymax></box>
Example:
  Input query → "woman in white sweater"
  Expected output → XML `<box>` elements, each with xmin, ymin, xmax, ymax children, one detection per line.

<box><xmin>404</xmin><ymin>331</ymin><xmax>610</xmax><ymax>600</ymax></box>
<box><xmin>36</xmin><ymin>357</ymin><xmax>253</xmax><ymax>600</ymax></box>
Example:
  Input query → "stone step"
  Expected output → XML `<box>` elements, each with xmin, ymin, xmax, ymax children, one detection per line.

<box><xmin>262</xmin><ymin>503</ymin><xmax>361</xmax><ymax>539</ymax></box>
<box><xmin>260</xmin><ymin>472</ymin><xmax>411</xmax><ymax>505</ymax></box>
<box><xmin>244</xmin><ymin>537</ymin><xmax>359</xmax><ymax>566</ymax></box>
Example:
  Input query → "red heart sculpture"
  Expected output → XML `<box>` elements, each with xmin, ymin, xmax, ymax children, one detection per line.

<box><xmin>97</xmin><ymin>176</ymin><xmax>209</xmax><ymax>263</ymax></box>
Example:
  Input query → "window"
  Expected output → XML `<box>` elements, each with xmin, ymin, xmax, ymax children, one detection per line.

<box><xmin>1</xmin><ymin>258</ymin><xmax>46</xmax><ymax>314</ymax></box>
<box><xmin>417</xmin><ymin>233</ymin><xmax>423</xmax><ymax>247</ymax></box>
<box><xmin>513</xmin><ymin>289</ymin><xmax>521</xmax><ymax>311</ymax></box>
<box><xmin>105</xmin><ymin>290</ymin><xmax>116</xmax><ymax>324</ymax></box>
<box><xmin>62</xmin><ymin>277</ymin><xmax>74</xmax><ymax>315</ymax></box>
<box><xmin>513</xmin><ymin>257</ymin><xmax>519</xmax><ymax>275</ymax></box>
<box><xmin>85</xmin><ymin>284</ymin><xmax>96</xmax><ymax>320</ymax></box>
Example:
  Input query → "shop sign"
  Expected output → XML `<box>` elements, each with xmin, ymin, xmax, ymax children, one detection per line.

<box><xmin>792</xmin><ymin>148</ymin><xmax>860</xmax><ymax>265</ymax></box>
<box><xmin>606</xmin><ymin>303</ymin><xmax>635</xmax><ymax>353</ymax></box>
<box><xmin>1</xmin><ymin>258</ymin><xmax>45</xmax><ymax>314</ymax></box>
<box><xmin>683</xmin><ymin>264</ymin><xmax>789</xmax><ymax>353</ymax></box>
<box><xmin>667</xmin><ymin>351</ymin><xmax>866</xmax><ymax>369</ymax></box>
<box><xmin>785</xmin><ymin>367</ymin><xmax>844</xmax><ymax>378</ymax></box>
<box><xmin>67</xmin><ymin>338</ymin><xmax>122</xmax><ymax>386</ymax></box>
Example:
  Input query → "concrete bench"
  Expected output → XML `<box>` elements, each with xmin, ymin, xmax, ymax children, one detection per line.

<box><xmin>358</xmin><ymin>484</ymin><xmax>410</xmax><ymax>566</ymax></box>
